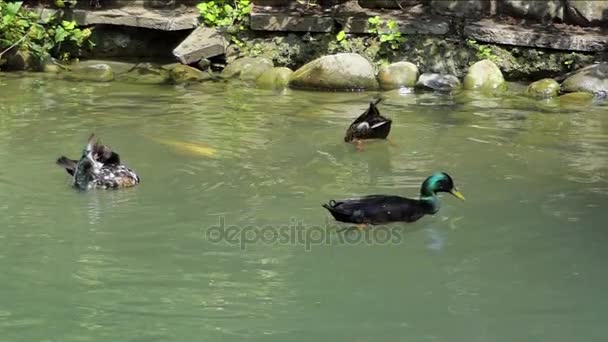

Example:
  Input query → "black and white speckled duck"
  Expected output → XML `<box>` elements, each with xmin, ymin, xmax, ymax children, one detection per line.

<box><xmin>56</xmin><ymin>134</ymin><xmax>140</xmax><ymax>190</ymax></box>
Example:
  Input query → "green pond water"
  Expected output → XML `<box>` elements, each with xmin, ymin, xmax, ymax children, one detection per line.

<box><xmin>1</xmin><ymin>73</ymin><xmax>607</xmax><ymax>341</ymax></box>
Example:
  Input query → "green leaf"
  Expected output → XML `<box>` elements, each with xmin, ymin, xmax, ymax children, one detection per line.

<box><xmin>224</xmin><ymin>4</ymin><xmax>233</xmax><ymax>13</ymax></box>
<box><xmin>61</xmin><ymin>20</ymin><xmax>76</xmax><ymax>30</ymax></box>
<box><xmin>336</xmin><ymin>30</ymin><xmax>346</xmax><ymax>42</ymax></box>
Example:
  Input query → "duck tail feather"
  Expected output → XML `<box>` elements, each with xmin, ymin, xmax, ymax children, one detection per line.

<box><xmin>56</xmin><ymin>156</ymin><xmax>78</xmax><ymax>175</ymax></box>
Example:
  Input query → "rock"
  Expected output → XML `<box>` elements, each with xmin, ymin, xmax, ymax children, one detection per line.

<box><xmin>198</xmin><ymin>58</ymin><xmax>211</xmax><ymax>70</ymax></box>
<box><xmin>168</xmin><ymin>64</ymin><xmax>211</xmax><ymax>84</ymax></box>
<box><xmin>359</xmin><ymin>0</ymin><xmax>423</xmax><ymax>9</ymax></box>
<box><xmin>430</xmin><ymin>0</ymin><xmax>493</xmax><ymax>16</ymax></box>
<box><xmin>526</xmin><ymin>78</ymin><xmax>560</xmax><ymax>99</ymax></box>
<box><xmin>464</xmin><ymin>19</ymin><xmax>608</xmax><ymax>52</ymax></box>
<box><xmin>221</xmin><ymin>57</ymin><xmax>274</xmax><ymax>81</ymax></box>
<box><xmin>74</xmin><ymin>60</ymin><xmax>136</xmax><ymax>74</ymax></box>
<box><xmin>337</xmin><ymin>15</ymin><xmax>450</xmax><ymax>35</ymax></box>
<box><xmin>565</xmin><ymin>0</ymin><xmax>608</xmax><ymax>26</ymax></box>
<box><xmin>377</xmin><ymin>62</ymin><xmax>419</xmax><ymax>90</ymax></box>
<box><xmin>498</xmin><ymin>0</ymin><xmax>563</xmax><ymax>22</ymax></box>
<box><xmin>67</xmin><ymin>8</ymin><xmax>199</xmax><ymax>31</ymax></box>
<box><xmin>41</xmin><ymin>57</ymin><xmax>66</xmax><ymax>74</ymax></box>
<box><xmin>249</xmin><ymin>12</ymin><xmax>335</xmax><ymax>32</ymax></box>
<box><xmin>289</xmin><ymin>53</ymin><xmax>378</xmax><ymax>91</ymax></box>
<box><xmin>416</xmin><ymin>73</ymin><xmax>461</xmax><ymax>91</ymax></box>
<box><xmin>463</xmin><ymin>60</ymin><xmax>506</xmax><ymax>91</ymax></box>
<box><xmin>4</xmin><ymin>49</ymin><xmax>37</xmax><ymax>71</ymax></box>
<box><xmin>173</xmin><ymin>26</ymin><xmax>229</xmax><ymax>65</ymax></box>
<box><xmin>558</xmin><ymin>91</ymin><xmax>594</xmax><ymax>105</ymax></box>
<box><xmin>256</xmin><ymin>67</ymin><xmax>294</xmax><ymax>89</ymax></box>
<box><xmin>562</xmin><ymin>63</ymin><xmax>608</xmax><ymax>95</ymax></box>
<box><xmin>64</xmin><ymin>63</ymin><xmax>114</xmax><ymax>82</ymax></box>
<box><xmin>116</xmin><ymin>63</ymin><xmax>170</xmax><ymax>84</ymax></box>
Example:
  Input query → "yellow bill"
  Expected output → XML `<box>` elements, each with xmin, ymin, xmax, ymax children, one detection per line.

<box><xmin>450</xmin><ymin>189</ymin><xmax>466</xmax><ymax>201</ymax></box>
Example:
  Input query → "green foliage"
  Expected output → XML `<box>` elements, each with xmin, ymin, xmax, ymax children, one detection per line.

<box><xmin>467</xmin><ymin>39</ymin><xmax>499</xmax><ymax>63</ymax></box>
<box><xmin>0</xmin><ymin>0</ymin><xmax>92</xmax><ymax>63</ymax></box>
<box><xmin>197</xmin><ymin>0</ymin><xmax>252</xmax><ymax>47</ymax></box>
<box><xmin>563</xmin><ymin>52</ymin><xmax>576</xmax><ymax>70</ymax></box>
<box><xmin>197</xmin><ymin>0</ymin><xmax>251</xmax><ymax>28</ymax></box>
<box><xmin>335</xmin><ymin>30</ymin><xmax>349</xmax><ymax>50</ymax></box>
<box><xmin>367</xmin><ymin>16</ymin><xmax>405</xmax><ymax>51</ymax></box>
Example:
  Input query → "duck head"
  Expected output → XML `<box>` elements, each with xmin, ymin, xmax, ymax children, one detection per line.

<box><xmin>420</xmin><ymin>172</ymin><xmax>465</xmax><ymax>200</ymax></box>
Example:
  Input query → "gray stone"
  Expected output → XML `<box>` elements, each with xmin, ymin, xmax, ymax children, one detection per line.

<box><xmin>377</xmin><ymin>62</ymin><xmax>419</xmax><ymax>90</ymax></box>
<box><xmin>416</xmin><ymin>73</ymin><xmax>461</xmax><ymax>91</ymax></box>
<box><xmin>168</xmin><ymin>64</ymin><xmax>211</xmax><ymax>84</ymax></box>
<box><xmin>173</xmin><ymin>26</ymin><xmax>229</xmax><ymax>65</ymax></box>
<box><xmin>289</xmin><ymin>53</ymin><xmax>378</xmax><ymax>91</ymax></box>
<box><xmin>222</xmin><ymin>57</ymin><xmax>274</xmax><ymax>81</ymax></box>
<box><xmin>498</xmin><ymin>0</ymin><xmax>563</xmax><ymax>21</ymax></box>
<box><xmin>565</xmin><ymin>0</ymin><xmax>608</xmax><ymax>26</ymax></box>
<box><xmin>337</xmin><ymin>15</ymin><xmax>450</xmax><ymax>35</ymax></box>
<box><xmin>430</xmin><ymin>0</ymin><xmax>494</xmax><ymax>16</ymax></box>
<box><xmin>526</xmin><ymin>78</ymin><xmax>560</xmax><ymax>99</ymax></box>
<box><xmin>256</xmin><ymin>67</ymin><xmax>294</xmax><ymax>89</ymax></box>
<box><xmin>249</xmin><ymin>12</ymin><xmax>335</xmax><ymax>32</ymax></box>
<box><xmin>562</xmin><ymin>63</ymin><xmax>608</xmax><ymax>95</ymax></box>
<box><xmin>463</xmin><ymin>60</ymin><xmax>505</xmax><ymax>91</ymax></box>
<box><xmin>464</xmin><ymin>19</ymin><xmax>608</xmax><ymax>52</ymax></box>
<box><xmin>64</xmin><ymin>63</ymin><xmax>114</xmax><ymax>82</ymax></box>
<box><xmin>66</xmin><ymin>8</ymin><xmax>199</xmax><ymax>31</ymax></box>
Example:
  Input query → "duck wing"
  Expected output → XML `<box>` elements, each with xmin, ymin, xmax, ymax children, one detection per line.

<box><xmin>56</xmin><ymin>156</ymin><xmax>78</xmax><ymax>176</ymax></box>
<box><xmin>323</xmin><ymin>195</ymin><xmax>428</xmax><ymax>224</ymax></box>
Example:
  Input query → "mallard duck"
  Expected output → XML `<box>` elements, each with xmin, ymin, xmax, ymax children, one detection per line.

<box><xmin>344</xmin><ymin>99</ymin><xmax>392</xmax><ymax>149</ymax></box>
<box><xmin>322</xmin><ymin>172</ymin><xmax>464</xmax><ymax>227</ymax></box>
<box><xmin>56</xmin><ymin>134</ymin><xmax>140</xmax><ymax>190</ymax></box>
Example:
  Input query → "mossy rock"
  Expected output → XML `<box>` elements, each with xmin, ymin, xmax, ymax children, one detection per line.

<box><xmin>222</xmin><ymin>57</ymin><xmax>274</xmax><ymax>81</ymax></box>
<box><xmin>289</xmin><ymin>53</ymin><xmax>378</xmax><ymax>91</ymax></box>
<box><xmin>377</xmin><ymin>61</ymin><xmax>419</xmax><ymax>90</ymax></box>
<box><xmin>558</xmin><ymin>91</ymin><xmax>594</xmax><ymax>105</ymax></box>
<box><xmin>64</xmin><ymin>63</ymin><xmax>115</xmax><ymax>82</ymax></box>
<box><xmin>116</xmin><ymin>63</ymin><xmax>170</xmax><ymax>84</ymax></box>
<box><xmin>526</xmin><ymin>78</ymin><xmax>560</xmax><ymax>99</ymax></box>
<box><xmin>168</xmin><ymin>64</ymin><xmax>211</xmax><ymax>84</ymax></box>
<box><xmin>463</xmin><ymin>59</ymin><xmax>506</xmax><ymax>91</ymax></box>
<box><xmin>256</xmin><ymin>67</ymin><xmax>293</xmax><ymax>89</ymax></box>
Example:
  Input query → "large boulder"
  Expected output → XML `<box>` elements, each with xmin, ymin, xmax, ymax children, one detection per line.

<box><xmin>377</xmin><ymin>61</ymin><xmax>419</xmax><ymax>90</ymax></box>
<box><xmin>168</xmin><ymin>64</ymin><xmax>212</xmax><ymax>84</ymax></box>
<box><xmin>463</xmin><ymin>60</ymin><xmax>506</xmax><ymax>91</ymax></box>
<box><xmin>416</xmin><ymin>73</ymin><xmax>461</xmax><ymax>91</ymax></box>
<box><xmin>561</xmin><ymin>63</ymin><xmax>608</xmax><ymax>95</ymax></box>
<box><xmin>221</xmin><ymin>57</ymin><xmax>273</xmax><ymax>81</ymax></box>
<box><xmin>499</xmin><ymin>0</ymin><xmax>564</xmax><ymax>22</ymax></box>
<box><xmin>289</xmin><ymin>53</ymin><xmax>378</xmax><ymax>91</ymax></box>
<box><xmin>256</xmin><ymin>67</ymin><xmax>293</xmax><ymax>89</ymax></box>
<box><xmin>564</xmin><ymin>0</ymin><xmax>608</xmax><ymax>26</ymax></box>
<box><xmin>526</xmin><ymin>78</ymin><xmax>560</xmax><ymax>99</ymax></box>
<box><xmin>64</xmin><ymin>63</ymin><xmax>114</xmax><ymax>82</ymax></box>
